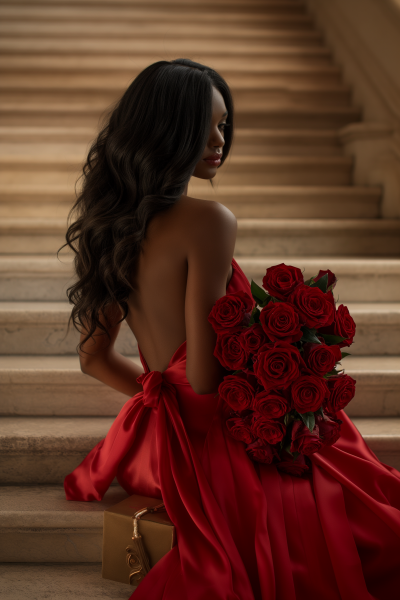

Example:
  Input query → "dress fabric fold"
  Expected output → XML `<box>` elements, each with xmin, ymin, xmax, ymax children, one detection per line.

<box><xmin>64</xmin><ymin>257</ymin><xmax>400</xmax><ymax>599</ymax></box>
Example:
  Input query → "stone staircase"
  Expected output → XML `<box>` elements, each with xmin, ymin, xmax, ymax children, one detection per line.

<box><xmin>1</xmin><ymin>0</ymin><xmax>400</xmax><ymax>596</ymax></box>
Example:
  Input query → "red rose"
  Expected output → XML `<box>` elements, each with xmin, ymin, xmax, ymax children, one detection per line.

<box><xmin>208</xmin><ymin>290</ymin><xmax>254</xmax><ymax>333</ymax></box>
<box><xmin>290</xmin><ymin>420</ymin><xmax>324</xmax><ymax>456</ymax></box>
<box><xmin>253</xmin><ymin>341</ymin><xmax>304</xmax><ymax>391</ymax></box>
<box><xmin>252</xmin><ymin>390</ymin><xmax>289</xmax><ymax>418</ymax></box>
<box><xmin>259</xmin><ymin>301</ymin><xmax>302</xmax><ymax>343</ymax></box>
<box><xmin>325</xmin><ymin>374</ymin><xmax>356</xmax><ymax>413</ymax></box>
<box><xmin>245</xmin><ymin>438</ymin><xmax>279</xmax><ymax>464</ymax></box>
<box><xmin>226</xmin><ymin>417</ymin><xmax>255</xmax><ymax>444</ymax></box>
<box><xmin>319</xmin><ymin>304</ymin><xmax>356</xmax><ymax>349</ymax></box>
<box><xmin>288</xmin><ymin>284</ymin><xmax>335</xmax><ymax>329</ymax></box>
<box><xmin>314</xmin><ymin>269</ymin><xmax>337</xmax><ymax>290</ymax></box>
<box><xmin>277</xmin><ymin>451</ymin><xmax>310</xmax><ymax>476</ymax></box>
<box><xmin>218</xmin><ymin>373</ymin><xmax>255</xmax><ymax>412</ymax></box>
<box><xmin>333</xmin><ymin>305</ymin><xmax>356</xmax><ymax>348</ymax></box>
<box><xmin>250</xmin><ymin>413</ymin><xmax>286</xmax><ymax>444</ymax></box>
<box><xmin>262</xmin><ymin>263</ymin><xmax>304</xmax><ymax>300</ymax></box>
<box><xmin>304</xmin><ymin>343</ymin><xmax>341</xmax><ymax>376</ymax></box>
<box><xmin>214</xmin><ymin>332</ymin><xmax>249</xmax><ymax>370</ymax></box>
<box><xmin>291</xmin><ymin>374</ymin><xmax>329</xmax><ymax>413</ymax></box>
<box><xmin>316</xmin><ymin>414</ymin><xmax>342</xmax><ymax>446</ymax></box>
<box><xmin>240</xmin><ymin>323</ymin><xmax>268</xmax><ymax>354</ymax></box>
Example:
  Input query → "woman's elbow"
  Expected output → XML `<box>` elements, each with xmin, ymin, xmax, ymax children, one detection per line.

<box><xmin>187</xmin><ymin>373</ymin><xmax>220</xmax><ymax>396</ymax></box>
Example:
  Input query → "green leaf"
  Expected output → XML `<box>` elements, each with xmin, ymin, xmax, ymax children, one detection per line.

<box><xmin>301</xmin><ymin>327</ymin><xmax>321</xmax><ymax>345</ymax></box>
<box><xmin>304</xmin><ymin>276</ymin><xmax>315</xmax><ymax>286</ymax></box>
<box><xmin>232</xmin><ymin>370</ymin><xmax>242</xmax><ymax>375</ymax></box>
<box><xmin>340</xmin><ymin>352</ymin><xmax>351</xmax><ymax>359</ymax></box>
<box><xmin>299</xmin><ymin>411</ymin><xmax>315</xmax><ymax>432</ymax></box>
<box><xmin>292</xmin><ymin>451</ymin><xmax>300</xmax><ymax>460</ymax></box>
<box><xmin>325</xmin><ymin>368</ymin><xmax>343</xmax><ymax>376</ymax></box>
<box><xmin>314</xmin><ymin>406</ymin><xmax>324</xmax><ymax>418</ymax></box>
<box><xmin>250</xmin><ymin>280</ymin><xmax>269</xmax><ymax>305</ymax></box>
<box><xmin>319</xmin><ymin>333</ymin><xmax>347</xmax><ymax>345</ymax></box>
<box><xmin>310</xmin><ymin>273</ymin><xmax>328</xmax><ymax>293</ymax></box>
<box><xmin>284</xmin><ymin>413</ymin><xmax>295</xmax><ymax>426</ymax></box>
<box><xmin>249</xmin><ymin>306</ymin><xmax>261</xmax><ymax>326</ymax></box>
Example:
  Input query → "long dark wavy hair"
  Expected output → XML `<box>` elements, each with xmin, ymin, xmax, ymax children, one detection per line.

<box><xmin>60</xmin><ymin>58</ymin><xmax>234</xmax><ymax>351</ymax></box>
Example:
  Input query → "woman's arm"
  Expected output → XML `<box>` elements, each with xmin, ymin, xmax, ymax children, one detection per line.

<box><xmin>185</xmin><ymin>201</ymin><xmax>237</xmax><ymax>395</ymax></box>
<box><xmin>78</xmin><ymin>303</ymin><xmax>144</xmax><ymax>397</ymax></box>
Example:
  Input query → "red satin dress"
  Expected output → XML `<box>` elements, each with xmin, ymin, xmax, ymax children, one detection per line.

<box><xmin>65</xmin><ymin>257</ymin><xmax>400</xmax><ymax>600</ymax></box>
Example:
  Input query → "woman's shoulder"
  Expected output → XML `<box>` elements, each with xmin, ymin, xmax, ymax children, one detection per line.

<box><xmin>178</xmin><ymin>194</ymin><xmax>237</xmax><ymax>233</ymax></box>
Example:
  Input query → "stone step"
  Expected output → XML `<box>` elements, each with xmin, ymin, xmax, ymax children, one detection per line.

<box><xmin>0</xmin><ymin>563</ymin><xmax>133</xmax><ymax>599</ymax></box>
<box><xmin>2</xmin><ymin>255</ymin><xmax>400</xmax><ymax>303</ymax></box>
<box><xmin>239</xmin><ymin>256</ymin><xmax>400</xmax><ymax>302</ymax></box>
<box><xmin>0</xmin><ymin>37</ymin><xmax>332</xmax><ymax>57</ymax></box>
<box><xmin>0</xmin><ymin>354</ymin><xmax>398</xmax><ymax>418</ymax></box>
<box><xmin>0</xmin><ymin>301</ymin><xmax>399</xmax><ymax>356</ymax></box>
<box><xmin>0</xmin><ymin>126</ymin><xmax>96</xmax><ymax>143</ymax></box>
<box><xmin>200</xmin><ymin>186</ymin><xmax>380</xmax><ymax>218</ymax></box>
<box><xmin>0</xmin><ymin>127</ymin><xmax>342</xmax><ymax>153</ymax></box>
<box><xmin>2</xmin><ymin>218</ymin><xmax>400</xmax><ymax>256</ymax></box>
<box><xmin>0</xmin><ymin>416</ymin><xmax>399</xmax><ymax>484</ymax></box>
<box><xmin>0</xmin><ymin>0</ymin><xmax>307</xmax><ymax>15</ymax></box>
<box><xmin>0</xmin><ymin>128</ymin><xmax>342</xmax><ymax>162</ymax></box>
<box><xmin>0</xmin><ymin>102</ymin><xmax>360</xmax><ymax>129</ymax></box>
<box><xmin>0</xmin><ymin>485</ymin><xmax>131</xmax><ymax>563</ymax></box>
<box><xmin>0</xmin><ymin>84</ymin><xmax>352</xmax><ymax>108</ymax></box>
<box><xmin>234</xmin><ymin>219</ymin><xmax>400</xmax><ymax>257</ymax></box>
<box><xmin>0</xmin><ymin>61</ymin><xmax>346</xmax><ymax>92</ymax></box>
<box><xmin>0</xmin><ymin>354</ymin><xmax>141</xmax><ymax>416</ymax></box>
<box><xmin>0</xmin><ymin>7</ymin><xmax>315</xmax><ymax>27</ymax></box>
<box><xmin>0</xmin><ymin>184</ymin><xmax>381</xmax><ymax>220</ymax></box>
<box><xmin>0</xmin><ymin>301</ymin><xmax>138</xmax><ymax>355</ymax></box>
<box><xmin>1</xmin><ymin>59</ymin><xmax>342</xmax><ymax>87</ymax></box>
<box><xmin>0</xmin><ymin>155</ymin><xmax>354</xmax><ymax>185</ymax></box>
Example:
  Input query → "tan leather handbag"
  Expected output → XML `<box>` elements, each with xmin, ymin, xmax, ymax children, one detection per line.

<box><xmin>102</xmin><ymin>494</ymin><xmax>176</xmax><ymax>586</ymax></box>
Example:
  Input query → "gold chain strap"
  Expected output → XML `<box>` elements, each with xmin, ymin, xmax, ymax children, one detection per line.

<box><xmin>125</xmin><ymin>502</ymin><xmax>166</xmax><ymax>585</ymax></box>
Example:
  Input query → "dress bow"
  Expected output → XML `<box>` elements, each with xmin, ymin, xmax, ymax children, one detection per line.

<box><xmin>136</xmin><ymin>370</ymin><xmax>165</xmax><ymax>408</ymax></box>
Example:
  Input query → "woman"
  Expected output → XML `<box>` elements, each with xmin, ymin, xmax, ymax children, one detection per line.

<box><xmin>63</xmin><ymin>59</ymin><xmax>400</xmax><ymax>600</ymax></box>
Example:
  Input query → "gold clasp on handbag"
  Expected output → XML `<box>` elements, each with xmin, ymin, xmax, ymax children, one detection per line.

<box><xmin>125</xmin><ymin>502</ymin><xmax>166</xmax><ymax>585</ymax></box>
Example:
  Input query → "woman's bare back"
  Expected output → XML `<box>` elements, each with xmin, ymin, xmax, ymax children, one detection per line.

<box><xmin>125</xmin><ymin>195</ymin><xmax>234</xmax><ymax>373</ymax></box>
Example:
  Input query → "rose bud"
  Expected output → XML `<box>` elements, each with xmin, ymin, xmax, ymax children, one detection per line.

<box><xmin>290</xmin><ymin>420</ymin><xmax>324</xmax><ymax>456</ymax></box>
<box><xmin>315</xmin><ymin>414</ymin><xmax>342</xmax><ymax>446</ymax></box>
<box><xmin>252</xmin><ymin>390</ymin><xmax>289</xmax><ymax>419</ymax></box>
<box><xmin>225</xmin><ymin>417</ymin><xmax>256</xmax><ymax>444</ymax></box>
<box><xmin>262</xmin><ymin>263</ymin><xmax>304</xmax><ymax>300</ymax></box>
<box><xmin>324</xmin><ymin>374</ymin><xmax>356</xmax><ymax>413</ymax></box>
<box><xmin>240</xmin><ymin>323</ymin><xmax>268</xmax><ymax>355</ymax></box>
<box><xmin>288</xmin><ymin>283</ymin><xmax>335</xmax><ymax>329</ymax></box>
<box><xmin>277</xmin><ymin>451</ymin><xmax>310</xmax><ymax>477</ymax></box>
<box><xmin>245</xmin><ymin>438</ymin><xmax>279</xmax><ymax>464</ymax></box>
<box><xmin>253</xmin><ymin>341</ymin><xmax>304</xmax><ymax>391</ymax></box>
<box><xmin>314</xmin><ymin>269</ymin><xmax>337</xmax><ymax>290</ymax></box>
<box><xmin>208</xmin><ymin>290</ymin><xmax>254</xmax><ymax>333</ymax></box>
<box><xmin>304</xmin><ymin>343</ymin><xmax>342</xmax><ymax>376</ymax></box>
<box><xmin>291</xmin><ymin>374</ymin><xmax>329</xmax><ymax>413</ymax></box>
<box><xmin>218</xmin><ymin>373</ymin><xmax>256</xmax><ymax>412</ymax></box>
<box><xmin>250</xmin><ymin>413</ymin><xmax>286</xmax><ymax>444</ymax></box>
<box><xmin>259</xmin><ymin>301</ymin><xmax>303</xmax><ymax>344</ymax></box>
<box><xmin>214</xmin><ymin>332</ymin><xmax>249</xmax><ymax>371</ymax></box>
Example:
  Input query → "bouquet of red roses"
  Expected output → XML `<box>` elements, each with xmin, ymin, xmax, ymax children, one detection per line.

<box><xmin>208</xmin><ymin>263</ymin><xmax>357</xmax><ymax>477</ymax></box>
